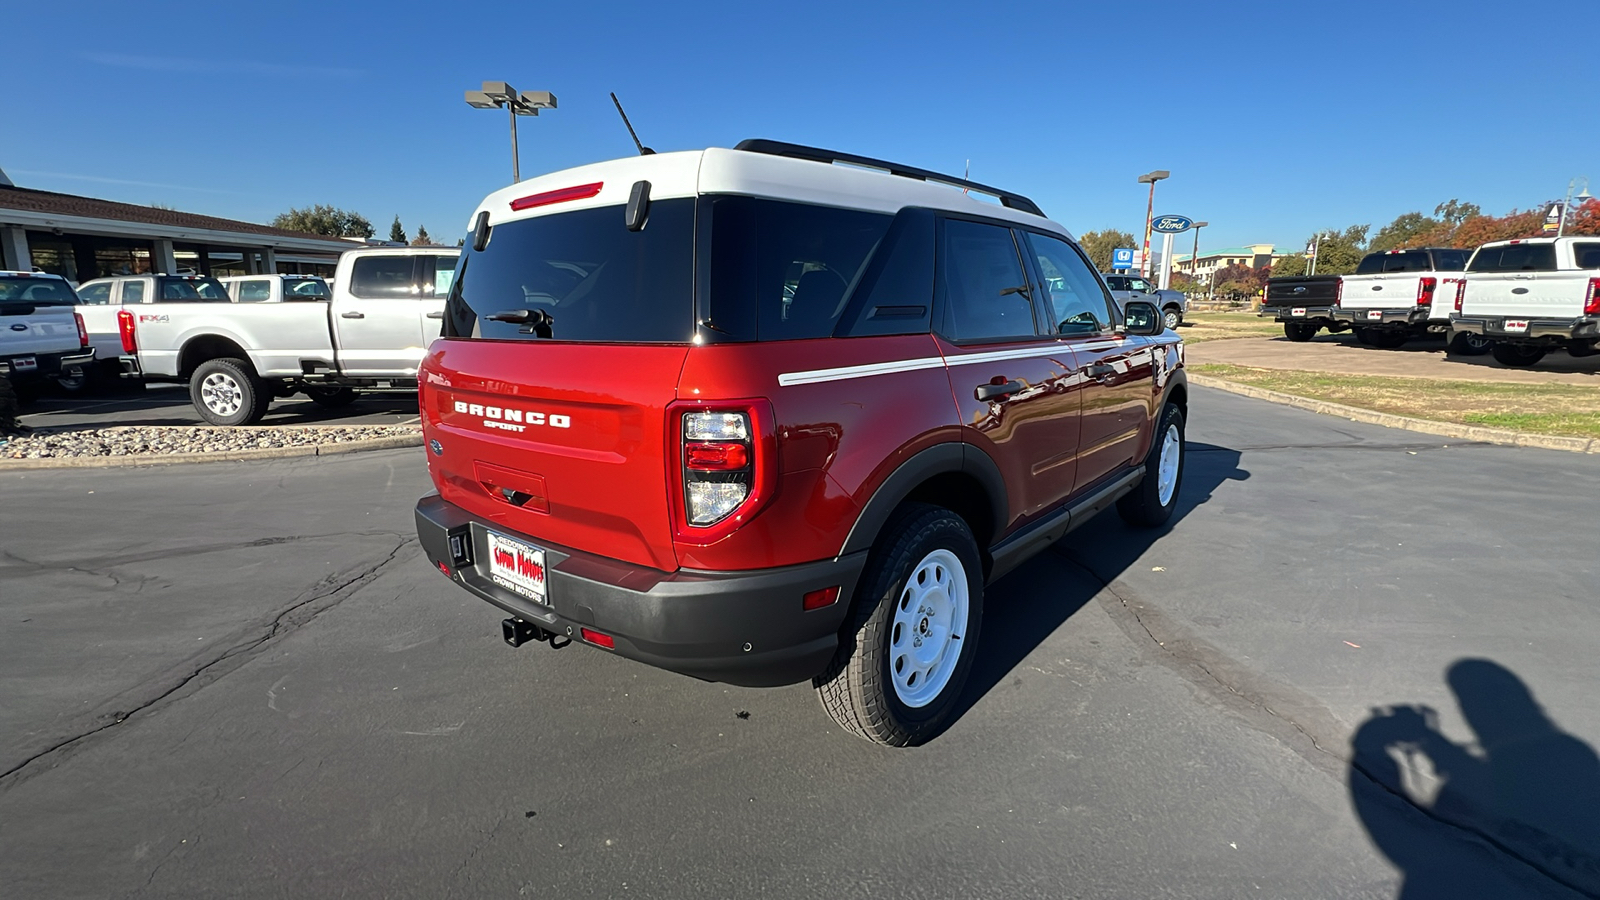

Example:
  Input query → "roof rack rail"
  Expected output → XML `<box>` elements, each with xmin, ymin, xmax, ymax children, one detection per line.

<box><xmin>733</xmin><ymin>139</ymin><xmax>1045</xmax><ymax>217</ymax></box>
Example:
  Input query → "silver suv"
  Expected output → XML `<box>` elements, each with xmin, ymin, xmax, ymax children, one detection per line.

<box><xmin>1103</xmin><ymin>273</ymin><xmax>1186</xmax><ymax>331</ymax></box>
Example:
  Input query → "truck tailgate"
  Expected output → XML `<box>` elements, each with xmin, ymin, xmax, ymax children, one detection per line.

<box><xmin>1461</xmin><ymin>273</ymin><xmax>1588</xmax><ymax>319</ymax></box>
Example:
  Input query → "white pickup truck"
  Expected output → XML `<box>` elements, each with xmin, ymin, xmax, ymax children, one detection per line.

<box><xmin>1333</xmin><ymin>247</ymin><xmax>1488</xmax><ymax>354</ymax></box>
<box><xmin>220</xmin><ymin>274</ymin><xmax>333</xmax><ymax>303</ymax></box>
<box><xmin>0</xmin><ymin>271</ymin><xmax>95</xmax><ymax>398</ymax></box>
<box><xmin>117</xmin><ymin>247</ymin><xmax>459</xmax><ymax>424</ymax></box>
<box><xmin>1451</xmin><ymin>237</ymin><xmax>1600</xmax><ymax>367</ymax></box>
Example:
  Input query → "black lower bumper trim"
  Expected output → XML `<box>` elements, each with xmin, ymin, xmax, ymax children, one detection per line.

<box><xmin>1451</xmin><ymin>316</ymin><xmax>1600</xmax><ymax>343</ymax></box>
<box><xmin>415</xmin><ymin>494</ymin><xmax>867</xmax><ymax>687</ymax></box>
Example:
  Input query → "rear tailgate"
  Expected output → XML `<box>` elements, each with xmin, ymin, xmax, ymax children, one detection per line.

<box><xmin>1461</xmin><ymin>273</ymin><xmax>1587</xmax><ymax>319</ymax></box>
<box><xmin>1338</xmin><ymin>274</ymin><xmax>1418</xmax><ymax>310</ymax></box>
<box><xmin>0</xmin><ymin>304</ymin><xmax>81</xmax><ymax>358</ymax></box>
<box><xmin>1263</xmin><ymin>276</ymin><xmax>1340</xmax><ymax>308</ymax></box>
<box><xmin>422</xmin><ymin>342</ymin><xmax>689</xmax><ymax>571</ymax></box>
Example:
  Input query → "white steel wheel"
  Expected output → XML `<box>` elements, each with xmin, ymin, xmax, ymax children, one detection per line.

<box><xmin>889</xmin><ymin>548</ymin><xmax>970</xmax><ymax>708</ymax></box>
<box><xmin>1156</xmin><ymin>423</ymin><xmax>1181</xmax><ymax>507</ymax></box>
<box><xmin>201</xmin><ymin>371</ymin><xmax>244</xmax><ymax>417</ymax></box>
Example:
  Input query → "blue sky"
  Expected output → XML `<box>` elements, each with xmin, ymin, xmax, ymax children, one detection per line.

<box><xmin>6</xmin><ymin>0</ymin><xmax>1596</xmax><ymax>255</ymax></box>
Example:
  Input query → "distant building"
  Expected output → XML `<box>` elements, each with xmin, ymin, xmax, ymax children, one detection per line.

<box><xmin>1170</xmin><ymin>243</ymin><xmax>1284</xmax><ymax>282</ymax></box>
<box><xmin>0</xmin><ymin>167</ymin><xmax>355</xmax><ymax>282</ymax></box>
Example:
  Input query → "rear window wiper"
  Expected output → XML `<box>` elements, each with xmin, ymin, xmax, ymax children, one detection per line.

<box><xmin>486</xmin><ymin>308</ymin><xmax>555</xmax><ymax>338</ymax></box>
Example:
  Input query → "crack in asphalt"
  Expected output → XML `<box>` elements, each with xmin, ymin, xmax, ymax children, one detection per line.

<box><xmin>0</xmin><ymin>532</ymin><xmax>405</xmax><ymax>583</ymax></box>
<box><xmin>0</xmin><ymin>534</ymin><xmax>415</xmax><ymax>791</ymax></box>
<box><xmin>447</xmin><ymin>811</ymin><xmax>511</xmax><ymax>895</ymax></box>
<box><xmin>1055</xmin><ymin>545</ymin><xmax>1600</xmax><ymax>899</ymax></box>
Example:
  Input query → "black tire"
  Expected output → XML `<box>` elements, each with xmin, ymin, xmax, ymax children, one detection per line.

<box><xmin>1354</xmin><ymin>327</ymin><xmax>1377</xmax><ymax>346</ymax></box>
<box><xmin>305</xmin><ymin>385</ymin><xmax>357</xmax><ymax>409</ymax></box>
<box><xmin>1163</xmin><ymin>306</ymin><xmax>1182</xmax><ymax>331</ymax></box>
<box><xmin>1118</xmin><ymin>403</ymin><xmax>1186</xmax><ymax>528</ymax></box>
<box><xmin>189</xmin><ymin>358</ymin><xmax>270</xmax><ymax>426</ymax></box>
<box><xmin>1368</xmin><ymin>330</ymin><xmax>1408</xmax><ymax>350</ymax></box>
<box><xmin>814</xmin><ymin>504</ymin><xmax>984</xmax><ymax>747</ymax></box>
<box><xmin>1283</xmin><ymin>322</ymin><xmax>1318</xmax><ymax>342</ymax></box>
<box><xmin>1445</xmin><ymin>331</ymin><xmax>1493</xmax><ymax>356</ymax></box>
<box><xmin>1490</xmin><ymin>343</ymin><xmax>1546</xmax><ymax>368</ymax></box>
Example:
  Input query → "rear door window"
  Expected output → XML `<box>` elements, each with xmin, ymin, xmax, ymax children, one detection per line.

<box><xmin>351</xmin><ymin>256</ymin><xmax>420</xmax><ymax>299</ymax></box>
<box><xmin>158</xmin><ymin>277</ymin><xmax>230</xmax><ymax>301</ymax></box>
<box><xmin>937</xmin><ymin>219</ymin><xmax>1037</xmax><ymax>342</ymax></box>
<box><xmin>1467</xmin><ymin>244</ymin><xmax>1558</xmax><ymax>272</ymax></box>
<box><xmin>446</xmin><ymin>199</ymin><xmax>695</xmax><ymax>343</ymax></box>
<box><xmin>283</xmin><ymin>277</ymin><xmax>331</xmax><ymax>299</ymax></box>
<box><xmin>427</xmin><ymin>257</ymin><xmax>457</xmax><ymax>298</ymax></box>
<box><xmin>78</xmin><ymin>282</ymin><xmax>112</xmax><ymax>305</ymax></box>
<box><xmin>1026</xmin><ymin>233</ymin><xmax>1116</xmax><ymax>335</ymax></box>
<box><xmin>121</xmin><ymin>280</ymin><xmax>146</xmax><ymax>303</ymax></box>
<box><xmin>1571</xmin><ymin>243</ymin><xmax>1600</xmax><ymax>269</ymax></box>
<box><xmin>236</xmin><ymin>279</ymin><xmax>273</xmax><ymax>302</ymax></box>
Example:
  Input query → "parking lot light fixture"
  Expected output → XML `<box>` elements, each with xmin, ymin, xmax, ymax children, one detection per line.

<box><xmin>1189</xmin><ymin>221</ymin><xmax>1208</xmax><ymax>282</ymax></box>
<box><xmin>464</xmin><ymin>81</ymin><xmax>558</xmax><ymax>183</ymax></box>
<box><xmin>1557</xmin><ymin>177</ymin><xmax>1591</xmax><ymax>238</ymax></box>
<box><xmin>1137</xmin><ymin>170</ymin><xmax>1170</xmax><ymax>278</ymax></box>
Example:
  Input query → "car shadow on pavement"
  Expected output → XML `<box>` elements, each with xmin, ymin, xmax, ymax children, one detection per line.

<box><xmin>950</xmin><ymin>441</ymin><xmax>1249</xmax><ymax>727</ymax></box>
<box><xmin>1349</xmin><ymin>659</ymin><xmax>1600</xmax><ymax>899</ymax></box>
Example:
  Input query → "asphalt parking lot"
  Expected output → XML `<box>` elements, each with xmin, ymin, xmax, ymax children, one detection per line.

<box><xmin>18</xmin><ymin>383</ymin><xmax>421</xmax><ymax>430</ymax></box>
<box><xmin>2</xmin><ymin>387</ymin><xmax>1596</xmax><ymax>899</ymax></box>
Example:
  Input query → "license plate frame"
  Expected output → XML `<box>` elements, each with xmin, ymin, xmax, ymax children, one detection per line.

<box><xmin>11</xmin><ymin>356</ymin><xmax>37</xmax><ymax>373</ymax></box>
<box><xmin>487</xmin><ymin>531</ymin><xmax>550</xmax><ymax>605</ymax></box>
<box><xmin>1503</xmin><ymin>319</ymin><xmax>1529</xmax><ymax>333</ymax></box>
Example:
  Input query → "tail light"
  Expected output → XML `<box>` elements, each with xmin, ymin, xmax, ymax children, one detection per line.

<box><xmin>1586</xmin><ymin>278</ymin><xmax>1600</xmax><ymax>316</ymax></box>
<box><xmin>74</xmin><ymin>312</ymin><xmax>89</xmax><ymax>348</ymax></box>
<box><xmin>1416</xmin><ymin>277</ymin><xmax>1437</xmax><ymax>307</ymax></box>
<box><xmin>669</xmin><ymin>402</ymin><xmax>776</xmax><ymax>543</ymax></box>
<box><xmin>1335</xmin><ymin>279</ymin><xmax>1343</xmax><ymax>305</ymax></box>
<box><xmin>117</xmin><ymin>309</ymin><xmax>137</xmax><ymax>353</ymax></box>
<box><xmin>1455</xmin><ymin>280</ymin><xmax>1468</xmax><ymax>312</ymax></box>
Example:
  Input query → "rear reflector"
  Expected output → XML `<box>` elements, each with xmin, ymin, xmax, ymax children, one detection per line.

<box><xmin>685</xmin><ymin>442</ymin><xmax>749</xmax><ymax>471</ymax></box>
<box><xmin>580</xmin><ymin>627</ymin><xmax>614</xmax><ymax>649</ymax></box>
<box><xmin>510</xmin><ymin>182</ymin><xmax>603</xmax><ymax>211</ymax></box>
<box><xmin>436</xmin><ymin>560</ymin><xmax>452</xmax><ymax>577</ymax></box>
<box><xmin>802</xmin><ymin>586</ymin><xmax>841</xmax><ymax>611</ymax></box>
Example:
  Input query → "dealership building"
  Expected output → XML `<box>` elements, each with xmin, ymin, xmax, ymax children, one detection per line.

<box><xmin>0</xmin><ymin>167</ymin><xmax>355</xmax><ymax>282</ymax></box>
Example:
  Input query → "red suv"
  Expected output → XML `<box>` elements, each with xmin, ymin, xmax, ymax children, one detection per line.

<box><xmin>415</xmin><ymin>141</ymin><xmax>1188</xmax><ymax>745</ymax></box>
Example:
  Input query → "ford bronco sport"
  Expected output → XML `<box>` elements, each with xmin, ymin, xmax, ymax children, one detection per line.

<box><xmin>414</xmin><ymin>141</ymin><xmax>1188</xmax><ymax>746</ymax></box>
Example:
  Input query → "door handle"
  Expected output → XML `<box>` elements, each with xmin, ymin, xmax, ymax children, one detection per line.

<box><xmin>1087</xmin><ymin>363</ymin><xmax>1117</xmax><ymax>379</ymax></box>
<box><xmin>975</xmin><ymin>379</ymin><xmax>1026</xmax><ymax>402</ymax></box>
<box><xmin>425</xmin><ymin>311</ymin><xmax>444</xmax><ymax>319</ymax></box>
<box><xmin>340</xmin><ymin>311</ymin><xmax>365</xmax><ymax>319</ymax></box>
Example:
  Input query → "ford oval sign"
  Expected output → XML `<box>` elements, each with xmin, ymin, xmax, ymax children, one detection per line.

<box><xmin>1150</xmin><ymin>215</ymin><xmax>1193</xmax><ymax>234</ymax></box>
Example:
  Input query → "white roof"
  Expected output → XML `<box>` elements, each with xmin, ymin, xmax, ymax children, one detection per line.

<box><xmin>469</xmin><ymin>147</ymin><xmax>1072</xmax><ymax>240</ymax></box>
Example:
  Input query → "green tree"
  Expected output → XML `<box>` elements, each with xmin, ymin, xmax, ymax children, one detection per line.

<box><xmin>411</xmin><ymin>225</ymin><xmax>433</xmax><ymax>246</ymax></box>
<box><xmin>1301</xmin><ymin>224</ymin><xmax>1369</xmax><ymax>276</ymax></box>
<box><xmin>1369</xmin><ymin>211</ymin><xmax>1440</xmax><ymax>252</ymax></box>
<box><xmin>389</xmin><ymin>215</ymin><xmax>407</xmax><ymax>243</ymax></box>
<box><xmin>1434</xmin><ymin>199</ymin><xmax>1481</xmax><ymax>226</ymax></box>
<box><xmin>1077</xmin><ymin>228</ymin><xmax>1139</xmax><ymax>273</ymax></box>
<box><xmin>271</xmin><ymin>205</ymin><xmax>375</xmax><ymax>239</ymax></box>
<box><xmin>1271</xmin><ymin>254</ymin><xmax>1309</xmax><ymax>278</ymax></box>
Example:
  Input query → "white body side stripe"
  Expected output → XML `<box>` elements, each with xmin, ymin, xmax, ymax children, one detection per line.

<box><xmin>777</xmin><ymin>341</ymin><xmax>1125</xmax><ymax>387</ymax></box>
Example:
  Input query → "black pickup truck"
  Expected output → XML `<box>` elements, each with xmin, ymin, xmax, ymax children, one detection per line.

<box><xmin>1259</xmin><ymin>275</ymin><xmax>1347</xmax><ymax>341</ymax></box>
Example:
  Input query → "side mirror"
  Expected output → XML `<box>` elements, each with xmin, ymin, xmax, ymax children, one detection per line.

<box><xmin>1123</xmin><ymin>300</ymin><xmax>1162</xmax><ymax>336</ymax></box>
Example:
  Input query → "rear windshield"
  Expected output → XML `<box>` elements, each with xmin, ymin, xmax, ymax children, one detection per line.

<box><xmin>445</xmin><ymin>200</ymin><xmax>695</xmax><ymax>342</ymax></box>
<box><xmin>1432</xmin><ymin>249</ymin><xmax>1468</xmax><ymax>270</ymax></box>
<box><xmin>158</xmin><ymin>276</ymin><xmax>230</xmax><ymax>301</ymax></box>
<box><xmin>0</xmin><ymin>275</ymin><xmax>78</xmax><ymax>306</ymax></box>
<box><xmin>1357</xmin><ymin>251</ymin><xmax>1432</xmax><ymax>274</ymax></box>
<box><xmin>1572</xmin><ymin>243</ymin><xmax>1600</xmax><ymax>270</ymax></box>
<box><xmin>1467</xmin><ymin>243</ymin><xmax>1558</xmax><ymax>273</ymax></box>
<box><xmin>284</xmin><ymin>277</ymin><xmax>331</xmax><ymax>299</ymax></box>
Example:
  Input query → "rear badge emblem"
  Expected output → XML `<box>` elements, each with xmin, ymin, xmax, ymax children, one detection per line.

<box><xmin>429</xmin><ymin>439</ymin><xmax>444</xmax><ymax>456</ymax></box>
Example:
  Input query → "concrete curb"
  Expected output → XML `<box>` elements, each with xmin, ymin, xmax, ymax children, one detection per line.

<box><xmin>0</xmin><ymin>434</ymin><xmax>423</xmax><ymax>471</ymax></box>
<box><xmin>1189</xmin><ymin>374</ymin><xmax>1599</xmax><ymax>454</ymax></box>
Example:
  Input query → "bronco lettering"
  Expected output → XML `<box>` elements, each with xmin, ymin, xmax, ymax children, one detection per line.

<box><xmin>453</xmin><ymin>400</ymin><xmax>572</xmax><ymax>429</ymax></box>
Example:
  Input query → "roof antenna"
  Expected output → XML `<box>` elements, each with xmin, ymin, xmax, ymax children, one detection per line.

<box><xmin>610</xmin><ymin>92</ymin><xmax>655</xmax><ymax>156</ymax></box>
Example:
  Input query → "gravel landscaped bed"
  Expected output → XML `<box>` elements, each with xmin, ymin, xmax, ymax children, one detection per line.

<box><xmin>0</xmin><ymin>425</ymin><xmax>421</xmax><ymax>459</ymax></box>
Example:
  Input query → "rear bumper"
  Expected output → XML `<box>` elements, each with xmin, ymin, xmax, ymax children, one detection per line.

<box><xmin>1341</xmin><ymin>306</ymin><xmax>1433</xmax><ymax>327</ymax></box>
<box><xmin>1261</xmin><ymin>305</ymin><xmax>1339</xmax><ymax>322</ymax></box>
<box><xmin>414</xmin><ymin>493</ymin><xmax>867</xmax><ymax>687</ymax></box>
<box><xmin>0</xmin><ymin>348</ymin><xmax>94</xmax><ymax>380</ymax></box>
<box><xmin>1451</xmin><ymin>316</ymin><xmax>1600</xmax><ymax>343</ymax></box>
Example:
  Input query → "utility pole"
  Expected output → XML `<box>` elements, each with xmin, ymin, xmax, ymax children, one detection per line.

<box><xmin>1137</xmin><ymin>170</ymin><xmax>1169</xmax><ymax>279</ymax></box>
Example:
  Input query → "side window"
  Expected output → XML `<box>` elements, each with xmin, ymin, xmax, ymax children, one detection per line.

<box><xmin>79</xmin><ymin>283</ymin><xmax>112</xmax><ymax>305</ymax></box>
<box><xmin>1026</xmin><ymin>234</ymin><xmax>1116</xmax><ymax>336</ymax></box>
<box><xmin>121</xmin><ymin>280</ymin><xmax>146</xmax><ymax>303</ymax></box>
<box><xmin>1572</xmin><ymin>243</ymin><xmax>1600</xmax><ymax>270</ymax></box>
<box><xmin>429</xmin><ymin>257</ymin><xmax>458</xmax><ymax>299</ymax></box>
<box><xmin>237</xmin><ymin>279</ymin><xmax>272</xmax><ymax>302</ymax></box>
<box><xmin>835</xmin><ymin>208</ymin><xmax>935</xmax><ymax>338</ymax></box>
<box><xmin>1104</xmin><ymin>276</ymin><xmax>1126</xmax><ymax>291</ymax></box>
<box><xmin>1128</xmin><ymin>277</ymin><xmax>1154</xmax><ymax>294</ymax></box>
<box><xmin>350</xmin><ymin>256</ymin><xmax>419</xmax><ymax>299</ymax></box>
<box><xmin>937</xmin><ymin>219</ymin><xmax>1036</xmax><ymax>342</ymax></box>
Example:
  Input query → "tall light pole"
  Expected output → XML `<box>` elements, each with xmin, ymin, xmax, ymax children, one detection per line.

<box><xmin>1556</xmin><ymin>176</ymin><xmax>1592</xmax><ymax>238</ymax></box>
<box><xmin>1188</xmin><ymin>220</ymin><xmax>1208</xmax><ymax>287</ymax></box>
<box><xmin>1137</xmin><ymin>170</ymin><xmax>1170</xmax><ymax>279</ymax></box>
<box><xmin>465</xmin><ymin>81</ymin><xmax>557</xmax><ymax>183</ymax></box>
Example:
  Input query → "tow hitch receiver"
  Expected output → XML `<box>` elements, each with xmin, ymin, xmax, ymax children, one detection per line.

<box><xmin>502</xmin><ymin>618</ymin><xmax>570</xmax><ymax>649</ymax></box>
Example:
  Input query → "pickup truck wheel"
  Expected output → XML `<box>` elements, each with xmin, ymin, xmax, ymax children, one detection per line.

<box><xmin>814</xmin><ymin>504</ymin><xmax>983</xmax><ymax>747</ymax></box>
<box><xmin>1118</xmin><ymin>403</ymin><xmax>1185</xmax><ymax>528</ymax></box>
<box><xmin>1491</xmin><ymin>343</ymin><xmax>1546</xmax><ymax>368</ymax></box>
<box><xmin>1163</xmin><ymin>307</ymin><xmax>1182</xmax><ymax>331</ymax></box>
<box><xmin>190</xmin><ymin>358</ymin><xmax>270</xmax><ymax>426</ymax></box>
<box><xmin>1445</xmin><ymin>331</ymin><xmax>1493</xmax><ymax>356</ymax></box>
<box><xmin>305</xmin><ymin>386</ymin><xmax>357</xmax><ymax>409</ymax></box>
<box><xmin>1368</xmin><ymin>330</ymin><xmax>1408</xmax><ymax>350</ymax></box>
<box><xmin>1283</xmin><ymin>322</ymin><xmax>1317</xmax><ymax>342</ymax></box>
<box><xmin>1354</xmin><ymin>327</ymin><xmax>1377</xmax><ymax>346</ymax></box>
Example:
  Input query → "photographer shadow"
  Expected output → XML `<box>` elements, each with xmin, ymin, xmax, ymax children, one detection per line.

<box><xmin>1350</xmin><ymin>659</ymin><xmax>1600</xmax><ymax>898</ymax></box>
